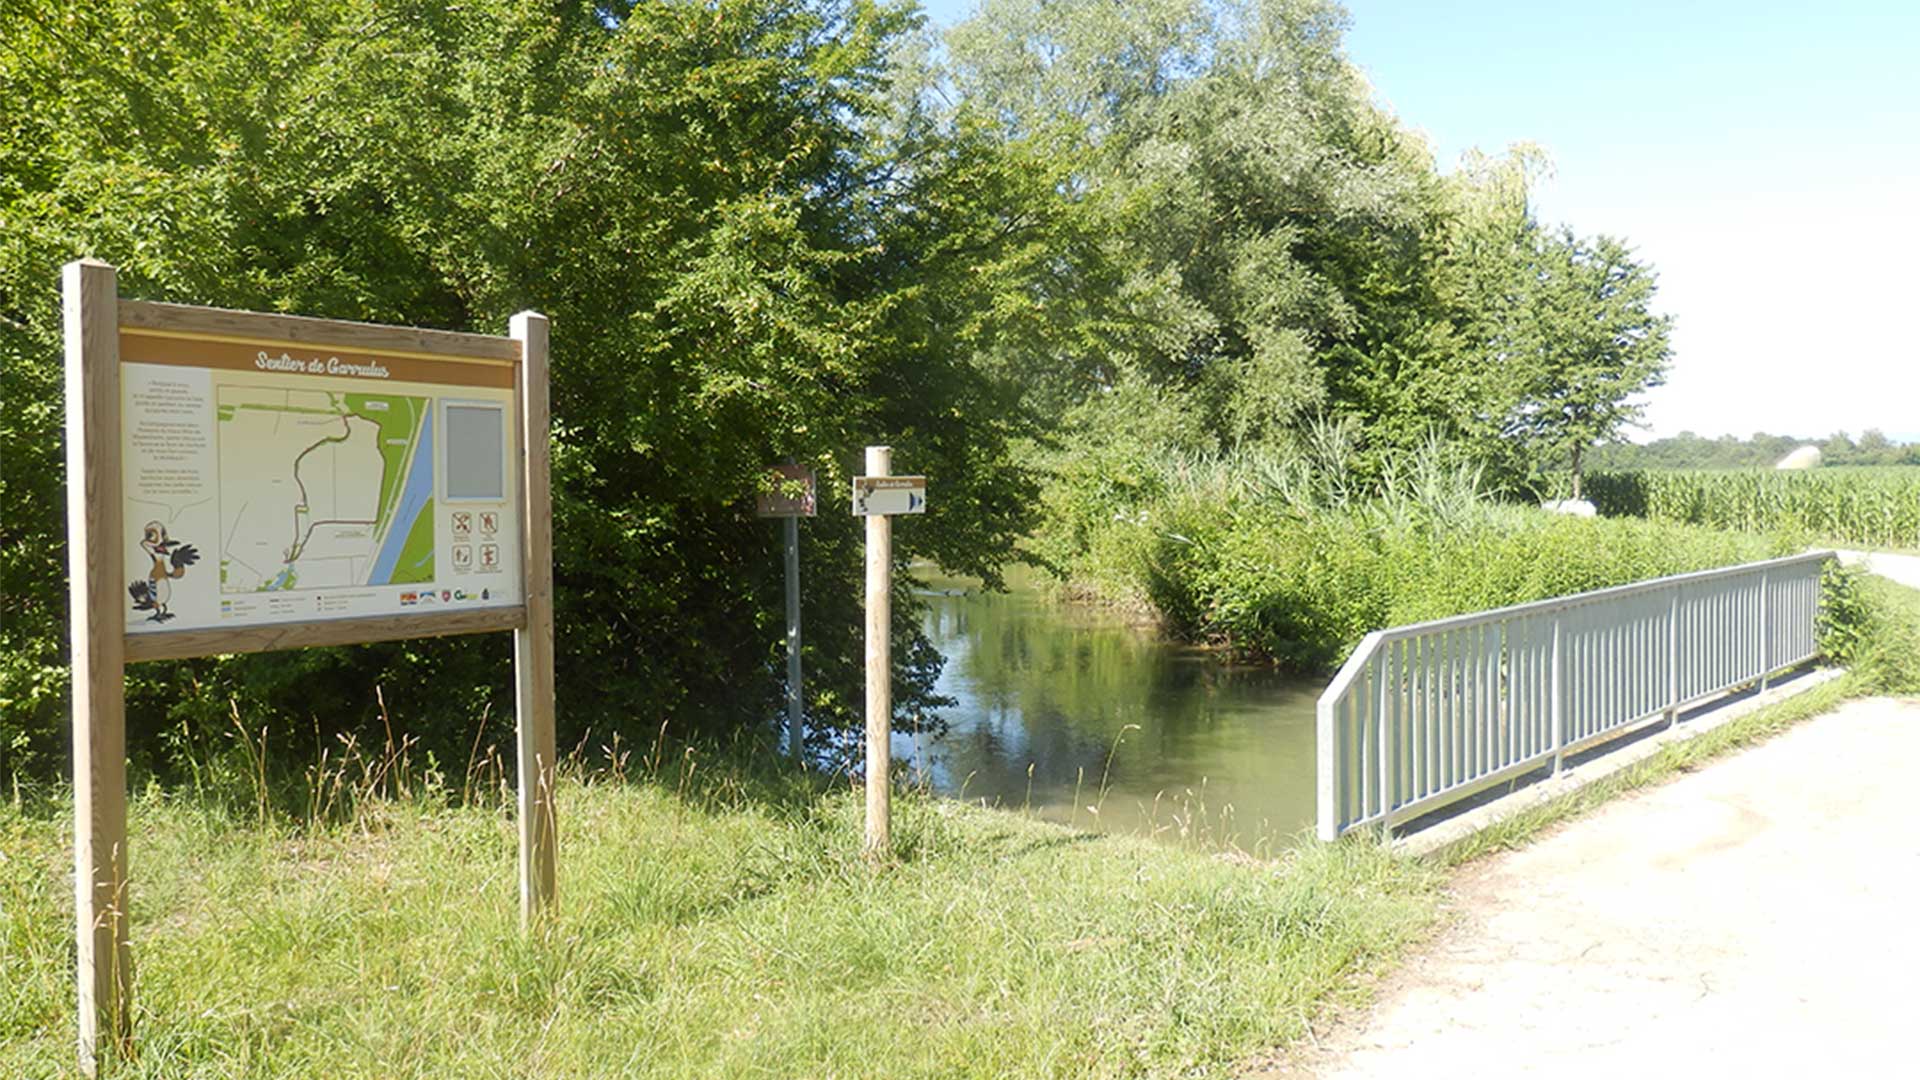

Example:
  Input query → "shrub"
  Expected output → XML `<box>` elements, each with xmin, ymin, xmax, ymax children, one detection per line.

<box><xmin>1035</xmin><ymin>439</ymin><xmax>1793</xmax><ymax>670</ymax></box>
<box><xmin>1818</xmin><ymin>563</ymin><xmax>1920</xmax><ymax>694</ymax></box>
<box><xmin>1190</xmin><ymin>507</ymin><xmax>1782</xmax><ymax>669</ymax></box>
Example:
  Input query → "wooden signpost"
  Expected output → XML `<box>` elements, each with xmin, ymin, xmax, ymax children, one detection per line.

<box><xmin>852</xmin><ymin>447</ymin><xmax>925</xmax><ymax>856</ymax></box>
<box><xmin>61</xmin><ymin>260</ymin><xmax>556</xmax><ymax>1075</ymax></box>
<box><xmin>756</xmin><ymin>464</ymin><xmax>817</xmax><ymax>759</ymax></box>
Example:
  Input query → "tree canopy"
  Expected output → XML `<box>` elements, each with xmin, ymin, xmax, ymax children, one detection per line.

<box><xmin>1497</xmin><ymin>229</ymin><xmax>1672</xmax><ymax>498</ymax></box>
<box><xmin>1591</xmin><ymin>429</ymin><xmax>1920</xmax><ymax>471</ymax></box>
<box><xmin>1</xmin><ymin>0</ymin><xmax>1679</xmax><ymax>785</ymax></box>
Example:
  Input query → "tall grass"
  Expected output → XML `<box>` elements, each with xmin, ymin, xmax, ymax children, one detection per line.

<box><xmin>1036</xmin><ymin>434</ymin><xmax>1791</xmax><ymax>669</ymax></box>
<box><xmin>1818</xmin><ymin>567</ymin><xmax>1920</xmax><ymax>694</ymax></box>
<box><xmin>1583</xmin><ymin>467</ymin><xmax>1920</xmax><ymax>550</ymax></box>
<box><xmin>0</xmin><ymin>738</ymin><xmax>1440</xmax><ymax>1079</ymax></box>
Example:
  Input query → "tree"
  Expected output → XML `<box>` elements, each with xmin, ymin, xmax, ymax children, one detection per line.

<box><xmin>1858</xmin><ymin>428</ymin><xmax>1894</xmax><ymax>463</ymax></box>
<box><xmin>1500</xmin><ymin>229</ymin><xmax>1672</xmax><ymax>499</ymax></box>
<box><xmin>1820</xmin><ymin>431</ymin><xmax>1858</xmax><ymax>463</ymax></box>
<box><xmin>946</xmin><ymin>0</ymin><xmax>1442</xmax><ymax>442</ymax></box>
<box><xmin>0</xmin><ymin>0</ymin><xmax>1060</xmax><ymax>784</ymax></box>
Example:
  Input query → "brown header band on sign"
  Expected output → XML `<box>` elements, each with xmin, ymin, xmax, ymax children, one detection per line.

<box><xmin>118</xmin><ymin>298</ymin><xmax>520</xmax><ymax>361</ymax></box>
<box><xmin>857</xmin><ymin>476</ymin><xmax>927</xmax><ymax>490</ymax></box>
<box><xmin>120</xmin><ymin>330</ymin><xmax>515</xmax><ymax>389</ymax></box>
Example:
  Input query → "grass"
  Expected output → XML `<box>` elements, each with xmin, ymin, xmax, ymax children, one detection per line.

<box><xmin>0</xmin><ymin>754</ymin><xmax>1439</xmax><ymax>1079</ymax></box>
<box><xmin>6</xmin><ymin>513</ymin><xmax>1909</xmax><ymax>1077</ymax></box>
<box><xmin>13</xmin><ymin>660</ymin><xmax>1890</xmax><ymax>1080</ymax></box>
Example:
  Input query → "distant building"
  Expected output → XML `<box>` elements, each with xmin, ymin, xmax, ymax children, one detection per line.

<box><xmin>1776</xmin><ymin>445</ymin><xmax>1822</xmax><ymax>470</ymax></box>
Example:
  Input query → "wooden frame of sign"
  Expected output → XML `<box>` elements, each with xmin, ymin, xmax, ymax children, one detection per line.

<box><xmin>61</xmin><ymin>260</ymin><xmax>557</xmax><ymax>1075</ymax></box>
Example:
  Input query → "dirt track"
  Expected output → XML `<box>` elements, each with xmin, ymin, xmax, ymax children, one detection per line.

<box><xmin>1279</xmin><ymin>695</ymin><xmax>1920</xmax><ymax>1079</ymax></box>
<box><xmin>1838</xmin><ymin>549</ymin><xmax>1920</xmax><ymax>589</ymax></box>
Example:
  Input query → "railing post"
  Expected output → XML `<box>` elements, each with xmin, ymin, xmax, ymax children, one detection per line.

<box><xmin>1379</xmin><ymin>641</ymin><xmax>1395</xmax><ymax>841</ymax></box>
<box><xmin>1758</xmin><ymin>569</ymin><xmax>1771</xmax><ymax>692</ymax></box>
<box><xmin>1550</xmin><ymin>615</ymin><xmax>1565</xmax><ymax>775</ymax></box>
<box><xmin>1666</xmin><ymin>586</ymin><xmax>1680</xmax><ymax>728</ymax></box>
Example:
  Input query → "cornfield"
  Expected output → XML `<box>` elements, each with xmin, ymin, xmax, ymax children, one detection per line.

<box><xmin>1584</xmin><ymin>467</ymin><xmax>1920</xmax><ymax>549</ymax></box>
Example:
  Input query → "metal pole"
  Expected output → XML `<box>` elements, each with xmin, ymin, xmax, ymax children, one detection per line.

<box><xmin>784</xmin><ymin>514</ymin><xmax>804</xmax><ymax>760</ymax></box>
<box><xmin>1550</xmin><ymin>615</ymin><xmax>1565</xmax><ymax>776</ymax></box>
<box><xmin>1667</xmin><ymin>587</ymin><xmax>1681</xmax><ymax>728</ymax></box>
<box><xmin>1379</xmin><ymin>643</ymin><xmax>1395</xmax><ymax>840</ymax></box>
<box><xmin>863</xmin><ymin>445</ymin><xmax>892</xmax><ymax>857</ymax></box>
<box><xmin>1758</xmin><ymin>569</ymin><xmax>1771</xmax><ymax>692</ymax></box>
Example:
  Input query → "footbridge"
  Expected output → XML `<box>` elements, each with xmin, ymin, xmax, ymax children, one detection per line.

<box><xmin>1316</xmin><ymin>552</ymin><xmax>1837</xmax><ymax>841</ymax></box>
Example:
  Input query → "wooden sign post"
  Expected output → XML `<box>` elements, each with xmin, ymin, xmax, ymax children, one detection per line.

<box><xmin>852</xmin><ymin>447</ymin><xmax>926</xmax><ymax>857</ymax></box>
<box><xmin>510</xmin><ymin>311</ymin><xmax>558</xmax><ymax>926</ymax></box>
<box><xmin>61</xmin><ymin>260</ymin><xmax>556</xmax><ymax>1075</ymax></box>
<box><xmin>64</xmin><ymin>259</ymin><xmax>131</xmax><ymax>1075</ymax></box>
<box><xmin>756</xmin><ymin>465</ymin><xmax>817</xmax><ymax>760</ymax></box>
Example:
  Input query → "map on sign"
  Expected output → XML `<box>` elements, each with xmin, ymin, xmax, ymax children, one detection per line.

<box><xmin>119</xmin><ymin>329</ymin><xmax>522</xmax><ymax>633</ymax></box>
<box><xmin>217</xmin><ymin>388</ymin><xmax>436</xmax><ymax>593</ymax></box>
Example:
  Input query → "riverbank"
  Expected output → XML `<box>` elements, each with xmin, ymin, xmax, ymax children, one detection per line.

<box><xmin>9</xmin><ymin>601</ymin><xmax>1912</xmax><ymax>1077</ymax></box>
<box><xmin>1</xmin><ymin>758</ymin><xmax>1437</xmax><ymax>1079</ymax></box>
<box><xmin>10</xmin><ymin>569</ymin><xmax>1913</xmax><ymax>1078</ymax></box>
<box><xmin>1033</xmin><ymin>450</ymin><xmax>1797</xmax><ymax>669</ymax></box>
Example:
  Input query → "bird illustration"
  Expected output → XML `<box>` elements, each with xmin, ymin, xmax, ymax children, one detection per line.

<box><xmin>129</xmin><ymin>521</ymin><xmax>199</xmax><ymax>622</ymax></box>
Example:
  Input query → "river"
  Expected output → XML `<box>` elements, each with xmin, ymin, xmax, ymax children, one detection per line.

<box><xmin>897</xmin><ymin>568</ymin><xmax>1324</xmax><ymax>855</ymax></box>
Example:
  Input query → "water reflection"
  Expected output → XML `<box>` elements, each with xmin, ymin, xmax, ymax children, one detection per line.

<box><xmin>899</xmin><ymin>567</ymin><xmax>1324</xmax><ymax>854</ymax></box>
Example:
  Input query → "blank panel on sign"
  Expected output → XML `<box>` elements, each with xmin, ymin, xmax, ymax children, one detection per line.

<box><xmin>445</xmin><ymin>403</ymin><xmax>505</xmax><ymax>500</ymax></box>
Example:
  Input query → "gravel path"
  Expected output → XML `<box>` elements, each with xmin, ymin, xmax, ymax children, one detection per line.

<box><xmin>1273</xmin><ymin>696</ymin><xmax>1920</xmax><ymax>1079</ymax></box>
<box><xmin>1836</xmin><ymin>549</ymin><xmax>1920</xmax><ymax>590</ymax></box>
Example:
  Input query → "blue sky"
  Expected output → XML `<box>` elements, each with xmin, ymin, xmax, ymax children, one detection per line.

<box><xmin>918</xmin><ymin>1</ymin><xmax>1920</xmax><ymax>442</ymax></box>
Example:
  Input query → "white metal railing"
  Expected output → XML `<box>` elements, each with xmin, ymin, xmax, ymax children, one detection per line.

<box><xmin>1315</xmin><ymin>552</ymin><xmax>1834</xmax><ymax>841</ymax></box>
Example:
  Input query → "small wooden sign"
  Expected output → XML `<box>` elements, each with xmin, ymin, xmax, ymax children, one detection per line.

<box><xmin>852</xmin><ymin>475</ymin><xmax>926</xmax><ymax>516</ymax></box>
<box><xmin>756</xmin><ymin>464</ymin><xmax>817</xmax><ymax>517</ymax></box>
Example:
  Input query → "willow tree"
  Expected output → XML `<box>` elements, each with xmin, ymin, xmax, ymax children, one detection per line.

<box><xmin>944</xmin><ymin>0</ymin><xmax>1465</xmax><ymax>452</ymax></box>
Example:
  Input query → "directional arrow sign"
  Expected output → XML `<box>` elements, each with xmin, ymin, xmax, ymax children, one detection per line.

<box><xmin>852</xmin><ymin>475</ymin><xmax>927</xmax><ymax>516</ymax></box>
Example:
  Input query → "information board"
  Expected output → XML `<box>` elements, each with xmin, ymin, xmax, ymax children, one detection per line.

<box><xmin>119</xmin><ymin>330</ymin><xmax>521</xmax><ymax>633</ymax></box>
<box><xmin>63</xmin><ymin>264</ymin><xmax>557</xmax><ymax>1075</ymax></box>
